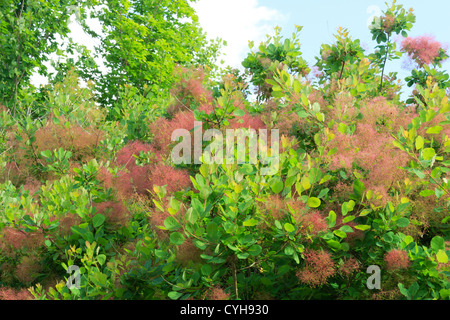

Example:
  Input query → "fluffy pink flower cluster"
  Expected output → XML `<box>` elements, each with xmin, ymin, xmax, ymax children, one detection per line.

<box><xmin>114</xmin><ymin>140</ymin><xmax>191</xmax><ymax>199</ymax></box>
<box><xmin>326</xmin><ymin>97</ymin><xmax>413</xmax><ymax>206</ymax></box>
<box><xmin>205</xmin><ymin>286</ymin><xmax>231</xmax><ymax>300</ymax></box>
<box><xmin>401</xmin><ymin>35</ymin><xmax>447</xmax><ymax>67</ymax></box>
<box><xmin>296</xmin><ymin>211</ymin><xmax>328</xmax><ymax>237</ymax></box>
<box><xmin>384</xmin><ymin>249</ymin><xmax>410</xmax><ymax>271</ymax></box>
<box><xmin>297</xmin><ymin>249</ymin><xmax>336</xmax><ymax>287</ymax></box>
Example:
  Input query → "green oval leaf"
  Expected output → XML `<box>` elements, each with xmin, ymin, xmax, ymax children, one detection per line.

<box><xmin>92</xmin><ymin>214</ymin><xmax>105</xmax><ymax>228</ymax></box>
<box><xmin>426</xmin><ymin>126</ymin><xmax>443</xmax><ymax>134</ymax></box>
<box><xmin>437</xmin><ymin>250</ymin><xmax>448</xmax><ymax>264</ymax></box>
<box><xmin>170</xmin><ymin>232</ymin><xmax>185</xmax><ymax>245</ymax></box>
<box><xmin>415</xmin><ymin>136</ymin><xmax>424</xmax><ymax>150</ymax></box>
<box><xmin>354</xmin><ymin>224</ymin><xmax>371</xmax><ymax>231</ymax></box>
<box><xmin>233</xmin><ymin>108</ymin><xmax>245</xmax><ymax>117</ymax></box>
<box><xmin>431</xmin><ymin>236</ymin><xmax>445</xmax><ymax>253</ymax></box>
<box><xmin>284</xmin><ymin>246</ymin><xmax>294</xmax><ymax>255</ymax></box>
<box><xmin>248</xmin><ymin>244</ymin><xmax>262</xmax><ymax>256</ymax></box>
<box><xmin>243</xmin><ymin>218</ymin><xmax>259</xmax><ymax>227</ymax></box>
<box><xmin>168</xmin><ymin>291</ymin><xmax>183</xmax><ymax>300</ymax></box>
<box><xmin>40</xmin><ymin>150</ymin><xmax>52</xmax><ymax>158</ymax></box>
<box><xmin>419</xmin><ymin>189</ymin><xmax>434</xmax><ymax>197</ymax></box>
<box><xmin>307</xmin><ymin>197</ymin><xmax>321</xmax><ymax>208</ymax></box>
<box><xmin>326</xmin><ymin>239</ymin><xmax>342</xmax><ymax>249</ymax></box>
<box><xmin>284</xmin><ymin>223</ymin><xmax>295</xmax><ymax>233</ymax></box>
<box><xmin>422</xmin><ymin>148</ymin><xmax>436</xmax><ymax>160</ymax></box>
<box><xmin>383</xmin><ymin>232</ymin><xmax>394</xmax><ymax>243</ymax></box>
<box><xmin>164</xmin><ymin>216</ymin><xmax>181</xmax><ymax>231</ymax></box>
<box><xmin>342</xmin><ymin>215</ymin><xmax>355</xmax><ymax>224</ymax></box>
<box><xmin>326</xmin><ymin>211</ymin><xmax>337</xmax><ymax>228</ymax></box>
<box><xmin>333</xmin><ymin>229</ymin><xmax>347</xmax><ymax>238</ymax></box>
<box><xmin>396</xmin><ymin>217</ymin><xmax>410</xmax><ymax>228</ymax></box>
<box><xmin>339</xmin><ymin>225</ymin><xmax>354</xmax><ymax>233</ymax></box>
<box><xmin>270</xmin><ymin>178</ymin><xmax>284</xmax><ymax>194</ymax></box>
<box><xmin>97</xmin><ymin>254</ymin><xmax>106</xmax><ymax>266</ymax></box>
<box><xmin>201</xmin><ymin>264</ymin><xmax>212</xmax><ymax>276</ymax></box>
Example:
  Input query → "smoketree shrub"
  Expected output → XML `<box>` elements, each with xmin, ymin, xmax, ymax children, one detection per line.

<box><xmin>0</xmin><ymin>0</ymin><xmax>449</xmax><ymax>301</ymax></box>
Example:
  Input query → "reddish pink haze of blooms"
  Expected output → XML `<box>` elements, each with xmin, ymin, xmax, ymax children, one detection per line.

<box><xmin>148</xmin><ymin>164</ymin><xmax>192</xmax><ymax>195</ymax></box>
<box><xmin>384</xmin><ymin>249</ymin><xmax>410</xmax><ymax>271</ymax></box>
<box><xmin>0</xmin><ymin>227</ymin><xmax>44</xmax><ymax>252</ymax></box>
<box><xmin>149</xmin><ymin>110</ymin><xmax>196</xmax><ymax>157</ymax></box>
<box><xmin>206</xmin><ymin>286</ymin><xmax>231</xmax><ymax>300</ymax></box>
<box><xmin>94</xmin><ymin>200</ymin><xmax>129</xmax><ymax>227</ymax></box>
<box><xmin>382</xmin><ymin>14</ymin><xmax>395</xmax><ymax>33</ymax></box>
<box><xmin>325</xmin><ymin>96</ymin><xmax>412</xmax><ymax>206</ymax></box>
<box><xmin>309</xmin><ymin>66</ymin><xmax>324</xmax><ymax>80</ymax></box>
<box><xmin>297</xmin><ymin>211</ymin><xmax>328</xmax><ymax>237</ymax></box>
<box><xmin>97</xmin><ymin>166</ymin><xmax>114</xmax><ymax>190</ymax></box>
<box><xmin>22</xmin><ymin>177</ymin><xmax>41</xmax><ymax>197</ymax></box>
<box><xmin>56</xmin><ymin>213</ymin><xmax>82</xmax><ymax>237</ymax></box>
<box><xmin>401</xmin><ymin>35</ymin><xmax>446</xmax><ymax>67</ymax></box>
<box><xmin>115</xmin><ymin>163</ymin><xmax>191</xmax><ymax>198</ymax></box>
<box><xmin>175</xmin><ymin>238</ymin><xmax>202</xmax><ymax>266</ymax></box>
<box><xmin>0</xmin><ymin>287</ymin><xmax>33</xmax><ymax>300</ymax></box>
<box><xmin>198</xmin><ymin>103</ymin><xmax>214</xmax><ymax>115</ymax></box>
<box><xmin>15</xmin><ymin>256</ymin><xmax>41</xmax><ymax>284</ymax></box>
<box><xmin>297</xmin><ymin>249</ymin><xmax>336</xmax><ymax>287</ymax></box>
<box><xmin>230</xmin><ymin>113</ymin><xmax>266</xmax><ymax>131</ymax></box>
<box><xmin>339</xmin><ymin>257</ymin><xmax>360</xmax><ymax>277</ymax></box>
<box><xmin>262</xmin><ymin>195</ymin><xmax>289</xmax><ymax>221</ymax></box>
<box><xmin>116</xmin><ymin>141</ymin><xmax>160</xmax><ymax>170</ymax></box>
<box><xmin>172</xmin><ymin>67</ymin><xmax>211</xmax><ymax>103</ymax></box>
<box><xmin>115</xmin><ymin>164</ymin><xmax>150</xmax><ymax>196</ymax></box>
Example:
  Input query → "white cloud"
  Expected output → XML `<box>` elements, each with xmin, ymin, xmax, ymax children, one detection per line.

<box><xmin>192</xmin><ymin>0</ymin><xmax>285</xmax><ymax>70</ymax></box>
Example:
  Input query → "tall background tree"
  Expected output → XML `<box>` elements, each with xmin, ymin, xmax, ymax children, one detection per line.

<box><xmin>0</xmin><ymin>0</ymin><xmax>95</xmax><ymax>116</ymax></box>
<box><xmin>80</xmin><ymin>0</ymin><xmax>222</xmax><ymax>117</ymax></box>
<box><xmin>0</xmin><ymin>0</ymin><xmax>222</xmax><ymax>118</ymax></box>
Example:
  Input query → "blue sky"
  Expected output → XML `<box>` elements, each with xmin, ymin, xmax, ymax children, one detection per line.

<box><xmin>256</xmin><ymin>0</ymin><xmax>450</xmax><ymax>73</ymax></box>
<box><xmin>192</xmin><ymin>0</ymin><xmax>449</xmax><ymax>98</ymax></box>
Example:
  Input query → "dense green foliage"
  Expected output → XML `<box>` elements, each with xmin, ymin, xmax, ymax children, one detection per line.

<box><xmin>0</xmin><ymin>0</ymin><xmax>449</xmax><ymax>301</ymax></box>
<box><xmin>0</xmin><ymin>0</ymin><xmax>97</xmax><ymax>116</ymax></box>
<box><xmin>83</xmin><ymin>0</ymin><xmax>223</xmax><ymax>112</ymax></box>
